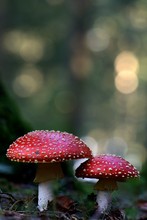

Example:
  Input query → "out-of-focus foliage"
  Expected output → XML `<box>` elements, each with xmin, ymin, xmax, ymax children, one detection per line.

<box><xmin>0</xmin><ymin>81</ymin><xmax>35</xmax><ymax>182</ymax></box>
<box><xmin>0</xmin><ymin>81</ymin><xmax>31</xmax><ymax>155</ymax></box>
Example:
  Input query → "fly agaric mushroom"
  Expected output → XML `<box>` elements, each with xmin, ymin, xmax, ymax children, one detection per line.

<box><xmin>75</xmin><ymin>154</ymin><xmax>139</xmax><ymax>218</ymax></box>
<box><xmin>6</xmin><ymin>130</ymin><xmax>92</xmax><ymax>212</ymax></box>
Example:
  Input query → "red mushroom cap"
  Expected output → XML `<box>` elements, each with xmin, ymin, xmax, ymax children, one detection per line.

<box><xmin>75</xmin><ymin>154</ymin><xmax>139</xmax><ymax>181</ymax></box>
<box><xmin>6</xmin><ymin>130</ymin><xmax>92</xmax><ymax>163</ymax></box>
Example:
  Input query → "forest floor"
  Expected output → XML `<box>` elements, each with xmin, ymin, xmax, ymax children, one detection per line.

<box><xmin>0</xmin><ymin>177</ymin><xmax>146</xmax><ymax>220</ymax></box>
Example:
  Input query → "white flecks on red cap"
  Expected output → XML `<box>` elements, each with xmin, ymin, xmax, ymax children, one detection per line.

<box><xmin>75</xmin><ymin>154</ymin><xmax>140</xmax><ymax>181</ymax></box>
<box><xmin>6</xmin><ymin>130</ymin><xmax>92</xmax><ymax>163</ymax></box>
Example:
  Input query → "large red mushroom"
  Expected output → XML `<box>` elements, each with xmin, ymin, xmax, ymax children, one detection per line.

<box><xmin>6</xmin><ymin>130</ymin><xmax>92</xmax><ymax>211</ymax></box>
<box><xmin>75</xmin><ymin>154</ymin><xmax>140</xmax><ymax>218</ymax></box>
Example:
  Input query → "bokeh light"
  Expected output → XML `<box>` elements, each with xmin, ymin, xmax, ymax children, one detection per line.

<box><xmin>127</xmin><ymin>143</ymin><xmax>147</xmax><ymax>164</ymax></box>
<box><xmin>81</xmin><ymin>136</ymin><xmax>98</xmax><ymax>156</ymax></box>
<box><xmin>114</xmin><ymin>51</ymin><xmax>140</xmax><ymax>94</ymax></box>
<box><xmin>114</xmin><ymin>51</ymin><xmax>139</xmax><ymax>74</ymax></box>
<box><xmin>114</xmin><ymin>70</ymin><xmax>139</xmax><ymax>94</ymax></box>
<box><xmin>88</xmin><ymin>129</ymin><xmax>110</xmax><ymax>154</ymax></box>
<box><xmin>125</xmin><ymin>154</ymin><xmax>143</xmax><ymax>171</ymax></box>
<box><xmin>12</xmin><ymin>66</ymin><xmax>44</xmax><ymax>97</ymax></box>
<box><xmin>86</xmin><ymin>27</ymin><xmax>110</xmax><ymax>52</ymax></box>
<box><xmin>105</xmin><ymin>136</ymin><xmax>128</xmax><ymax>157</ymax></box>
<box><xmin>3</xmin><ymin>30</ymin><xmax>44</xmax><ymax>62</ymax></box>
<box><xmin>129</xmin><ymin>6</ymin><xmax>147</xmax><ymax>30</ymax></box>
<box><xmin>113</xmin><ymin>125</ymin><xmax>136</xmax><ymax>142</ymax></box>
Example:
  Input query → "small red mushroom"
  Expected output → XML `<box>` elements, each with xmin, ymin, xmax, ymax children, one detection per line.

<box><xmin>6</xmin><ymin>130</ymin><xmax>92</xmax><ymax>211</ymax></box>
<box><xmin>75</xmin><ymin>154</ymin><xmax>140</xmax><ymax>218</ymax></box>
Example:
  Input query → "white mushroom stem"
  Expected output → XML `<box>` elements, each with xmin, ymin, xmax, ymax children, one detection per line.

<box><xmin>38</xmin><ymin>181</ymin><xmax>53</xmax><ymax>212</ymax></box>
<box><xmin>90</xmin><ymin>191</ymin><xmax>111</xmax><ymax>220</ymax></box>
<box><xmin>90</xmin><ymin>179</ymin><xmax>117</xmax><ymax>219</ymax></box>
<box><xmin>96</xmin><ymin>191</ymin><xmax>111</xmax><ymax>213</ymax></box>
<box><xmin>34</xmin><ymin>162</ymin><xmax>64</xmax><ymax>212</ymax></box>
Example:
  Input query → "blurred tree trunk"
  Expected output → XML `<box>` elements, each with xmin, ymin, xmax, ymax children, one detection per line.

<box><xmin>67</xmin><ymin>0</ymin><xmax>93</xmax><ymax>135</ymax></box>
<box><xmin>61</xmin><ymin>0</ymin><xmax>94</xmax><ymax>176</ymax></box>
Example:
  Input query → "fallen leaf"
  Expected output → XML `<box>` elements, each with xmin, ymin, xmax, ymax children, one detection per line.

<box><xmin>54</xmin><ymin>196</ymin><xmax>76</xmax><ymax>212</ymax></box>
